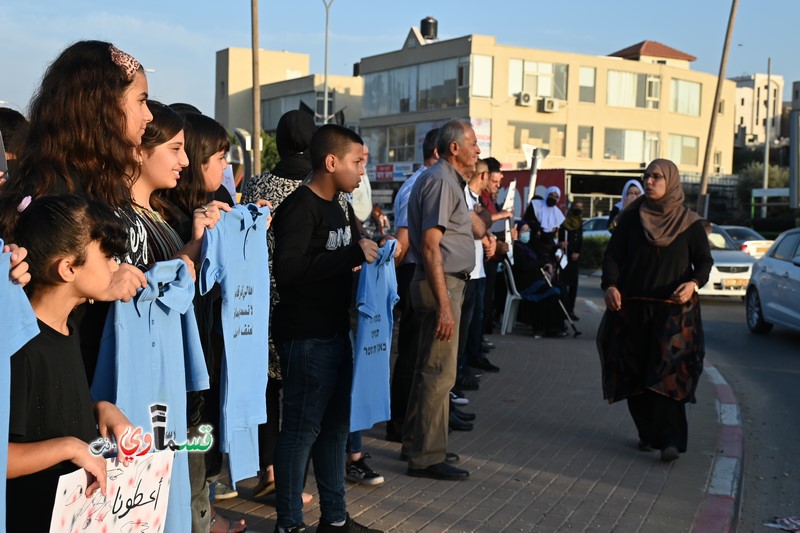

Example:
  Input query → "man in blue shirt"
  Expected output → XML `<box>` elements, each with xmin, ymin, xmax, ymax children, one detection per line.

<box><xmin>272</xmin><ymin>125</ymin><xmax>380</xmax><ymax>533</ymax></box>
<box><xmin>386</xmin><ymin>128</ymin><xmax>438</xmax><ymax>442</ymax></box>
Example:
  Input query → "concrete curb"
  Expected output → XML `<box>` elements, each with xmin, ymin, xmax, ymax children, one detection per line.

<box><xmin>691</xmin><ymin>360</ymin><xmax>744</xmax><ymax>533</ymax></box>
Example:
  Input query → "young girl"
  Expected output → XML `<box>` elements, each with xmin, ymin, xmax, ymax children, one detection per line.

<box><xmin>4</xmin><ymin>194</ymin><xmax>133</xmax><ymax>532</ymax></box>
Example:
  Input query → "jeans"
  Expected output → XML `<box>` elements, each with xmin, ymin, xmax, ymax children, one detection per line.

<box><xmin>274</xmin><ymin>333</ymin><xmax>353</xmax><ymax>528</ymax></box>
<box><xmin>346</xmin><ymin>431</ymin><xmax>362</xmax><ymax>455</ymax></box>
<box><xmin>388</xmin><ymin>262</ymin><xmax>417</xmax><ymax>437</ymax></box>
<box><xmin>465</xmin><ymin>277</ymin><xmax>486</xmax><ymax>367</ymax></box>
<box><xmin>456</xmin><ymin>279</ymin><xmax>477</xmax><ymax>380</ymax></box>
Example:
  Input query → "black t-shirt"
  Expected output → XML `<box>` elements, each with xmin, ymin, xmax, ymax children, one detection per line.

<box><xmin>8</xmin><ymin>319</ymin><xmax>98</xmax><ymax>533</ymax></box>
<box><xmin>272</xmin><ymin>185</ymin><xmax>365</xmax><ymax>341</ymax></box>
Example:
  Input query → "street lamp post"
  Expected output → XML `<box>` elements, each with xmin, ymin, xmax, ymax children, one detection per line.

<box><xmin>322</xmin><ymin>0</ymin><xmax>333</xmax><ymax>124</ymax></box>
<box><xmin>761</xmin><ymin>58</ymin><xmax>774</xmax><ymax>219</ymax></box>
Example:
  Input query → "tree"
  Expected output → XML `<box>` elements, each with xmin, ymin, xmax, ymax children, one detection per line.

<box><xmin>260</xmin><ymin>130</ymin><xmax>279</xmax><ymax>173</ymax></box>
<box><xmin>736</xmin><ymin>161</ymin><xmax>791</xmax><ymax>218</ymax></box>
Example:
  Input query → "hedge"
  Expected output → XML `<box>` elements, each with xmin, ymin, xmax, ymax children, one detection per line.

<box><xmin>580</xmin><ymin>235</ymin><xmax>610</xmax><ymax>271</ymax></box>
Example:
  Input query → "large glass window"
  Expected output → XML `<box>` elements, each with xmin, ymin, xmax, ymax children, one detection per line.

<box><xmin>418</xmin><ymin>58</ymin><xmax>458</xmax><ymax>111</ymax></box>
<box><xmin>388</xmin><ymin>124</ymin><xmax>416</xmax><ymax>162</ymax></box>
<box><xmin>668</xmin><ymin>134</ymin><xmax>699</xmax><ymax>166</ymax></box>
<box><xmin>579</xmin><ymin>67</ymin><xmax>595</xmax><ymax>103</ymax></box>
<box><xmin>457</xmin><ymin>57</ymin><xmax>470</xmax><ymax>106</ymax></box>
<box><xmin>507</xmin><ymin>122</ymin><xmax>566</xmax><ymax>157</ymax></box>
<box><xmin>362</xmin><ymin>66</ymin><xmax>417</xmax><ymax>117</ymax></box>
<box><xmin>360</xmin><ymin>127</ymin><xmax>387</xmax><ymax>163</ymax></box>
<box><xmin>577</xmin><ymin>126</ymin><xmax>593</xmax><ymax>158</ymax></box>
<box><xmin>670</xmin><ymin>79</ymin><xmax>701</xmax><ymax>116</ymax></box>
<box><xmin>508</xmin><ymin>60</ymin><xmax>568</xmax><ymax>99</ymax></box>
<box><xmin>604</xmin><ymin>128</ymin><xmax>660</xmax><ymax>162</ymax></box>
<box><xmin>607</xmin><ymin>71</ymin><xmax>661</xmax><ymax>109</ymax></box>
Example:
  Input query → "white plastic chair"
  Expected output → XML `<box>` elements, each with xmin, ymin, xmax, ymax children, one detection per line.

<box><xmin>500</xmin><ymin>257</ymin><xmax>522</xmax><ymax>335</ymax></box>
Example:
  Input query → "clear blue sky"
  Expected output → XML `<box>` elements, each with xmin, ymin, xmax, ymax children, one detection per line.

<box><xmin>1</xmin><ymin>0</ymin><xmax>797</xmax><ymax>117</ymax></box>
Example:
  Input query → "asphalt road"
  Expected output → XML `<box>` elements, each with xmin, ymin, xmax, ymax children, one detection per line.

<box><xmin>699</xmin><ymin>296</ymin><xmax>800</xmax><ymax>531</ymax></box>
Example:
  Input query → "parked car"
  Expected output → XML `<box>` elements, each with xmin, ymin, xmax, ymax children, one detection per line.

<box><xmin>582</xmin><ymin>216</ymin><xmax>611</xmax><ymax>238</ymax></box>
<box><xmin>745</xmin><ymin>228</ymin><xmax>800</xmax><ymax>334</ymax></box>
<box><xmin>699</xmin><ymin>224</ymin><xmax>755</xmax><ymax>297</ymax></box>
<box><xmin>721</xmin><ymin>225</ymin><xmax>774</xmax><ymax>259</ymax></box>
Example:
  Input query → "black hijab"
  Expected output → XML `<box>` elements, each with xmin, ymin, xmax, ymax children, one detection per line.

<box><xmin>271</xmin><ymin>110</ymin><xmax>315</xmax><ymax>181</ymax></box>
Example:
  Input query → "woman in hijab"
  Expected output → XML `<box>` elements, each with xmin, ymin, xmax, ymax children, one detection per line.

<box><xmin>523</xmin><ymin>185</ymin><xmax>566</xmax><ymax>263</ymax></box>
<box><xmin>598</xmin><ymin>159</ymin><xmax>712</xmax><ymax>462</ymax></box>
<box><xmin>512</xmin><ymin>222</ymin><xmax>567</xmax><ymax>338</ymax></box>
<box><xmin>240</xmin><ymin>110</ymin><xmax>316</xmax><ymax>502</ymax></box>
<box><xmin>607</xmin><ymin>179</ymin><xmax>644</xmax><ymax>231</ymax></box>
<box><xmin>559</xmin><ymin>200</ymin><xmax>584</xmax><ymax>320</ymax></box>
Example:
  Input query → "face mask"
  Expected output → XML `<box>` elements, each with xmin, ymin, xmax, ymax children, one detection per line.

<box><xmin>520</xmin><ymin>231</ymin><xmax>531</xmax><ymax>244</ymax></box>
<box><xmin>571</xmin><ymin>208</ymin><xmax>583</xmax><ymax>216</ymax></box>
<box><xmin>546</xmin><ymin>197</ymin><xmax>557</xmax><ymax>207</ymax></box>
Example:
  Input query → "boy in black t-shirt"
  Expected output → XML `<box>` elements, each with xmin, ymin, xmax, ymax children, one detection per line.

<box><xmin>272</xmin><ymin>125</ymin><xmax>380</xmax><ymax>533</ymax></box>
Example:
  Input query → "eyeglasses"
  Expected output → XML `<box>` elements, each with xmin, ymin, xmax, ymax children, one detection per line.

<box><xmin>642</xmin><ymin>172</ymin><xmax>665</xmax><ymax>181</ymax></box>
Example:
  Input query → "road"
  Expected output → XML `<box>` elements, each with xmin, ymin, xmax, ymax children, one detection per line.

<box><xmin>699</xmin><ymin>296</ymin><xmax>800</xmax><ymax>531</ymax></box>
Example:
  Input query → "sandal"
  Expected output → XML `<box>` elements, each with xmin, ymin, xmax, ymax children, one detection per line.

<box><xmin>209</xmin><ymin>511</ymin><xmax>247</xmax><ymax>533</ymax></box>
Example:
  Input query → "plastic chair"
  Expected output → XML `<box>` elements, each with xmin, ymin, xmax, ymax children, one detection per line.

<box><xmin>500</xmin><ymin>257</ymin><xmax>522</xmax><ymax>335</ymax></box>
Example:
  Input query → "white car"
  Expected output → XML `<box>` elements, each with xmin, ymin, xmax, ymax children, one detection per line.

<box><xmin>699</xmin><ymin>224</ymin><xmax>755</xmax><ymax>297</ymax></box>
<box><xmin>582</xmin><ymin>216</ymin><xmax>611</xmax><ymax>238</ymax></box>
<box><xmin>720</xmin><ymin>225</ymin><xmax>774</xmax><ymax>259</ymax></box>
<box><xmin>745</xmin><ymin>228</ymin><xmax>800</xmax><ymax>334</ymax></box>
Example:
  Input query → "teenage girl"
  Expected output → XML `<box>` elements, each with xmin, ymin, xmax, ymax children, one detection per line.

<box><xmin>4</xmin><ymin>194</ymin><xmax>133</xmax><ymax>532</ymax></box>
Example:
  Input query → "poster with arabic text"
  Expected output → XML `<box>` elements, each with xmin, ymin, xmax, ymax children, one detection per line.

<box><xmin>50</xmin><ymin>450</ymin><xmax>174</xmax><ymax>533</ymax></box>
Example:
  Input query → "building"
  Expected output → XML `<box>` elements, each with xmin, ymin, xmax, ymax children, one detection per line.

<box><xmin>357</xmin><ymin>25</ymin><xmax>736</xmax><ymax>182</ymax></box>
<box><xmin>731</xmin><ymin>72</ymin><xmax>784</xmax><ymax>147</ymax></box>
<box><xmin>215</xmin><ymin>47</ymin><xmax>363</xmax><ymax>134</ymax></box>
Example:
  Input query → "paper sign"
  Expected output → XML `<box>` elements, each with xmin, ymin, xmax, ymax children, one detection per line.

<box><xmin>50</xmin><ymin>451</ymin><xmax>174</xmax><ymax>533</ymax></box>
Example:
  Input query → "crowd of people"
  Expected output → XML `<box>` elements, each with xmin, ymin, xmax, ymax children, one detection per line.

<box><xmin>0</xmin><ymin>40</ymin><xmax>712</xmax><ymax>533</ymax></box>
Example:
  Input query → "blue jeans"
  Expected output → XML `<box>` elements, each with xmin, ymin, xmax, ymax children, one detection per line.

<box><xmin>274</xmin><ymin>333</ymin><xmax>353</xmax><ymax>528</ymax></box>
<box><xmin>465</xmin><ymin>277</ymin><xmax>486</xmax><ymax>366</ymax></box>
<box><xmin>346</xmin><ymin>431</ymin><xmax>362</xmax><ymax>455</ymax></box>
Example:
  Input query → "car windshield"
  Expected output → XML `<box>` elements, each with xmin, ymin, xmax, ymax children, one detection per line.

<box><xmin>708</xmin><ymin>227</ymin><xmax>736</xmax><ymax>250</ymax></box>
<box><xmin>723</xmin><ymin>227</ymin><xmax>764</xmax><ymax>241</ymax></box>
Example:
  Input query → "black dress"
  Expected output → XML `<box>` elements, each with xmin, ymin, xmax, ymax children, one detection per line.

<box><xmin>599</xmin><ymin>209</ymin><xmax>713</xmax><ymax>452</ymax></box>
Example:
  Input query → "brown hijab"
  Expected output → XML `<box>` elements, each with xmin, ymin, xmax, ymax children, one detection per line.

<box><xmin>631</xmin><ymin>159</ymin><xmax>701</xmax><ymax>247</ymax></box>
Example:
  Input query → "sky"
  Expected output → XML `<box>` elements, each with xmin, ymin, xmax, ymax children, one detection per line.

<box><xmin>1</xmin><ymin>0</ymin><xmax>798</xmax><ymax>118</ymax></box>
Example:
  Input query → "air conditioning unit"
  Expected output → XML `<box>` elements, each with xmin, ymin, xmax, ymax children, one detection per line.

<box><xmin>542</xmin><ymin>97</ymin><xmax>559</xmax><ymax>113</ymax></box>
<box><xmin>516</xmin><ymin>91</ymin><xmax>534</xmax><ymax>107</ymax></box>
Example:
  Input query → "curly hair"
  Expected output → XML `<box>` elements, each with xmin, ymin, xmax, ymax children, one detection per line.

<box><xmin>8</xmin><ymin>40</ymin><xmax>143</xmax><ymax>206</ymax></box>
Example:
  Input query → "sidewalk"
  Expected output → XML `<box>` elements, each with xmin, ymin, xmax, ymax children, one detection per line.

<box><xmin>216</xmin><ymin>278</ymin><xmax>725</xmax><ymax>532</ymax></box>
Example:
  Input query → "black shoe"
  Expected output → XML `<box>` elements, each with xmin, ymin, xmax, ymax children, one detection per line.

<box><xmin>450</xmin><ymin>389</ymin><xmax>469</xmax><ymax>405</ymax></box>
<box><xmin>456</xmin><ymin>376</ymin><xmax>480</xmax><ymax>391</ymax></box>
<box><xmin>481</xmin><ymin>337</ymin><xmax>496</xmax><ymax>349</ymax></box>
<box><xmin>400</xmin><ymin>451</ymin><xmax>459</xmax><ymax>463</ymax></box>
<box><xmin>450</xmin><ymin>405</ymin><xmax>476</xmax><ymax>421</ymax></box>
<box><xmin>407</xmin><ymin>462</ymin><xmax>469</xmax><ymax>480</ymax></box>
<box><xmin>544</xmin><ymin>329</ymin><xmax>569</xmax><ymax>338</ymax></box>
<box><xmin>660</xmin><ymin>446</ymin><xmax>680</xmax><ymax>462</ymax></box>
<box><xmin>316</xmin><ymin>514</ymin><xmax>382</xmax><ymax>532</ymax></box>
<box><xmin>470</xmin><ymin>357</ymin><xmax>500</xmax><ymax>373</ymax></box>
<box><xmin>449</xmin><ymin>412</ymin><xmax>473</xmax><ymax>431</ymax></box>
<box><xmin>463</xmin><ymin>367</ymin><xmax>483</xmax><ymax>379</ymax></box>
<box><xmin>275</xmin><ymin>524</ymin><xmax>308</xmax><ymax>533</ymax></box>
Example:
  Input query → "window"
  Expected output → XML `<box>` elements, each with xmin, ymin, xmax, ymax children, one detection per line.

<box><xmin>508</xmin><ymin>60</ymin><xmax>568</xmax><ymax>99</ymax></box>
<box><xmin>741</xmin><ymin>97</ymin><xmax>745</xmax><ymax>106</ymax></box>
<box><xmin>388</xmin><ymin>124</ymin><xmax>416</xmax><ymax>163</ymax></box>
<box><xmin>362</xmin><ymin>66</ymin><xmax>417</xmax><ymax>117</ymax></box>
<box><xmin>507</xmin><ymin>121</ymin><xmax>566</xmax><ymax>157</ymax></box>
<box><xmin>714</xmin><ymin>151</ymin><xmax>723</xmax><ymax>173</ymax></box>
<box><xmin>579</xmin><ymin>67</ymin><xmax>595</xmax><ymax>103</ymax></box>
<box><xmin>604</xmin><ymin>128</ymin><xmax>659</xmax><ymax>162</ymax></box>
<box><xmin>418</xmin><ymin>58</ymin><xmax>458</xmax><ymax>111</ymax></box>
<box><xmin>668</xmin><ymin>134</ymin><xmax>699</xmax><ymax>166</ymax></box>
<box><xmin>577</xmin><ymin>126</ymin><xmax>593</xmax><ymax>158</ymax></box>
<box><xmin>315</xmin><ymin>91</ymin><xmax>334</xmax><ymax>124</ymax></box>
<box><xmin>457</xmin><ymin>57</ymin><xmax>470</xmax><ymax>106</ymax></box>
<box><xmin>471</xmin><ymin>55</ymin><xmax>493</xmax><ymax>98</ymax></box>
<box><xmin>607</xmin><ymin>71</ymin><xmax>661</xmax><ymax>109</ymax></box>
<box><xmin>360</xmin><ymin>127</ymin><xmax>387</xmax><ymax>163</ymax></box>
<box><xmin>772</xmin><ymin>234</ymin><xmax>800</xmax><ymax>261</ymax></box>
<box><xmin>670</xmin><ymin>79</ymin><xmax>701</xmax><ymax>116</ymax></box>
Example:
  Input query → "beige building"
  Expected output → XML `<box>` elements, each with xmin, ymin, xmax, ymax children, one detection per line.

<box><xmin>358</xmin><ymin>30</ymin><xmax>736</xmax><ymax>176</ymax></box>
<box><xmin>215</xmin><ymin>47</ymin><xmax>310</xmax><ymax>131</ymax></box>
<box><xmin>732</xmin><ymin>73</ymin><xmax>784</xmax><ymax>146</ymax></box>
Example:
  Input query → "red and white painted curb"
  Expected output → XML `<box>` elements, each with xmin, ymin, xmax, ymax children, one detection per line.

<box><xmin>692</xmin><ymin>361</ymin><xmax>743</xmax><ymax>533</ymax></box>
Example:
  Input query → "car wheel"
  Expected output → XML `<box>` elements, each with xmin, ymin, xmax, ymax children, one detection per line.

<box><xmin>746</xmin><ymin>287</ymin><xmax>772</xmax><ymax>334</ymax></box>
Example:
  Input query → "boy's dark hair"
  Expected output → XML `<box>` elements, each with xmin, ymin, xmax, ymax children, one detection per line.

<box><xmin>2</xmin><ymin>194</ymin><xmax>127</xmax><ymax>296</ymax></box>
<box><xmin>0</xmin><ymin>108</ymin><xmax>28</xmax><ymax>155</ymax></box>
<box><xmin>483</xmin><ymin>157</ymin><xmax>502</xmax><ymax>174</ymax></box>
<box><xmin>158</xmin><ymin>113</ymin><xmax>229</xmax><ymax>222</ymax></box>
<box><xmin>310</xmin><ymin>124</ymin><xmax>363</xmax><ymax>171</ymax></box>
<box><xmin>422</xmin><ymin>128</ymin><xmax>439</xmax><ymax>161</ymax></box>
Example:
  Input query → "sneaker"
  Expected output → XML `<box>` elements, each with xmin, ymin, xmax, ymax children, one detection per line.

<box><xmin>316</xmin><ymin>514</ymin><xmax>382</xmax><ymax>532</ymax></box>
<box><xmin>450</xmin><ymin>390</ymin><xmax>469</xmax><ymax>406</ymax></box>
<box><xmin>346</xmin><ymin>453</ymin><xmax>384</xmax><ymax>486</ymax></box>
<box><xmin>274</xmin><ymin>523</ymin><xmax>308</xmax><ymax>533</ymax></box>
<box><xmin>455</xmin><ymin>375</ymin><xmax>479</xmax><ymax>391</ymax></box>
<box><xmin>212</xmin><ymin>481</ymin><xmax>238</xmax><ymax>501</ymax></box>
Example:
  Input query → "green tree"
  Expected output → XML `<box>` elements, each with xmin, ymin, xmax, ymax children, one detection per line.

<box><xmin>736</xmin><ymin>161</ymin><xmax>790</xmax><ymax>217</ymax></box>
<box><xmin>260</xmin><ymin>130</ymin><xmax>280</xmax><ymax>173</ymax></box>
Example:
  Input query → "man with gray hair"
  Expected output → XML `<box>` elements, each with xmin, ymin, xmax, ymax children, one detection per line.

<box><xmin>402</xmin><ymin>119</ymin><xmax>479</xmax><ymax>480</ymax></box>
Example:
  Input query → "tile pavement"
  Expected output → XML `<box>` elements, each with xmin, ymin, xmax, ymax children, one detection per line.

<box><xmin>215</xmin><ymin>283</ymin><xmax>723</xmax><ymax>532</ymax></box>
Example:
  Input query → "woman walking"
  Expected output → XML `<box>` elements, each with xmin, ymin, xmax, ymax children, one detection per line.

<box><xmin>598</xmin><ymin>159</ymin><xmax>712</xmax><ymax>462</ymax></box>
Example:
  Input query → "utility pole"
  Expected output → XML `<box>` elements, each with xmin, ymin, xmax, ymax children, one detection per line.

<box><xmin>761</xmin><ymin>57</ymin><xmax>772</xmax><ymax>218</ymax></box>
<box><xmin>322</xmin><ymin>0</ymin><xmax>333</xmax><ymax>124</ymax></box>
<box><xmin>697</xmin><ymin>0</ymin><xmax>738</xmax><ymax>217</ymax></box>
<box><xmin>252</xmin><ymin>0</ymin><xmax>261</xmax><ymax>176</ymax></box>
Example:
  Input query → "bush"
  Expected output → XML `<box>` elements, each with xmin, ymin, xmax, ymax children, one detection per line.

<box><xmin>580</xmin><ymin>235</ymin><xmax>609</xmax><ymax>270</ymax></box>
